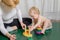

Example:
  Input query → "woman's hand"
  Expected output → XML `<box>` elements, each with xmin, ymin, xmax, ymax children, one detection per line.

<box><xmin>6</xmin><ymin>33</ymin><xmax>16</xmax><ymax>40</ymax></box>
<box><xmin>9</xmin><ymin>34</ymin><xmax>16</xmax><ymax>40</ymax></box>
<box><xmin>21</xmin><ymin>22</ymin><xmax>26</xmax><ymax>30</ymax></box>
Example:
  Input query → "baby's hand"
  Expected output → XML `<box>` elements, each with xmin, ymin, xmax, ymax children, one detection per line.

<box><xmin>10</xmin><ymin>34</ymin><xmax>16</xmax><ymax>40</ymax></box>
<box><xmin>28</xmin><ymin>26</ymin><xmax>35</xmax><ymax>32</ymax></box>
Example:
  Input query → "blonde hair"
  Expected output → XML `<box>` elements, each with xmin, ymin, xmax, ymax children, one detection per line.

<box><xmin>2</xmin><ymin>0</ymin><xmax>19</xmax><ymax>7</ymax></box>
<box><xmin>14</xmin><ymin>0</ymin><xmax>19</xmax><ymax>5</ymax></box>
<box><xmin>29</xmin><ymin>6</ymin><xmax>40</xmax><ymax>15</ymax></box>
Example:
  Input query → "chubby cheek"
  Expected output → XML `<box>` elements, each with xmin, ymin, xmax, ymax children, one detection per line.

<box><xmin>30</xmin><ymin>13</ymin><xmax>34</xmax><ymax>17</ymax></box>
<box><xmin>34</xmin><ymin>14</ymin><xmax>38</xmax><ymax>19</ymax></box>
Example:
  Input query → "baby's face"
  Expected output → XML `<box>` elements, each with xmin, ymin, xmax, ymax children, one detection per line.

<box><xmin>30</xmin><ymin>10</ymin><xmax>39</xmax><ymax>19</ymax></box>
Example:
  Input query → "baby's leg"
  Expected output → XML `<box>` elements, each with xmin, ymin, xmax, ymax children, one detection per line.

<box><xmin>41</xmin><ymin>21</ymin><xmax>52</xmax><ymax>34</ymax></box>
<box><xmin>46</xmin><ymin>23</ymin><xmax>52</xmax><ymax>30</ymax></box>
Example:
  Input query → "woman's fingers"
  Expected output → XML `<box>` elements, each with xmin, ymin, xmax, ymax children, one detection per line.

<box><xmin>13</xmin><ymin>34</ymin><xmax>16</xmax><ymax>37</ymax></box>
<box><xmin>22</xmin><ymin>24</ymin><xmax>26</xmax><ymax>30</ymax></box>
<box><xmin>11</xmin><ymin>34</ymin><xmax>16</xmax><ymax>40</ymax></box>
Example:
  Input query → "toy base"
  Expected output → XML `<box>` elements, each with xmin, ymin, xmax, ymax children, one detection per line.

<box><xmin>23</xmin><ymin>30</ymin><xmax>32</xmax><ymax>37</ymax></box>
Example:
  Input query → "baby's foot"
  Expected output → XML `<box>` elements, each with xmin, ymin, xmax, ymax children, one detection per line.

<box><xmin>41</xmin><ymin>31</ymin><xmax>45</xmax><ymax>34</ymax></box>
<box><xmin>7</xmin><ymin>26</ymin><xmax>17</xmax><ymax>31</ymax></box>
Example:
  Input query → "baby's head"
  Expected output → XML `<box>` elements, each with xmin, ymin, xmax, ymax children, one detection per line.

<box><xmin>2</xmin><ymin>0</ymin><xmax>19</xmax><ymax>7</ymax></box>
<box><xmin>29</xmin><ymin>7</ymin><xmax>40</xmax><ymax>19</ymax></box>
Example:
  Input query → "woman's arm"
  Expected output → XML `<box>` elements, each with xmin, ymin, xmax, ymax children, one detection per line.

<box><xmin>0</xmin><ymin>3</ymin><xmax>16</xmax><ymax>40</ymax></box>
<box><xmin>0</xmin><ymin>7</ymin><xmax>8</xmax><ymax>35</ymax></box>
<box><xmin>0</xmin><ymin>15</ymin><xmax>12</xmax><ymax>37</ymax></box>
<box><xmin>16</xmin><ymin>0</ymin><xmax>22</xmax><ymax>23</ymax></box>
<box><xmin>0</xmin><ymin>14</ymin><xmax>16</xmax><ymax>40</ymax></box>
<box><xmin>16</xmin><ymin>8</ymin><xmax>26</xmax><ymax>29</ymax></box>
<box><xmin>0</xmin><ymin>15</ymin><xmax>9</xmax><ymax>35</ymax></box>
<box><xmin>0</xmin><ymin>9</ymin><xmax>13</xmax><ymax>38</ymax></box>
<box><xmin>16</xmin><ymin>9</ymin><xmax>23</xmax><ymax>23</ymax></box>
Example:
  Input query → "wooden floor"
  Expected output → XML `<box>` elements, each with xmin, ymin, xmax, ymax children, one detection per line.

<box><xmin>0</xmin><ymin>21</ymin><xmax>60</xmax><ymax>40</ymax></box>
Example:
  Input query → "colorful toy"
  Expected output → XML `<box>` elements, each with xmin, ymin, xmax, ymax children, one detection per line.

<box><xmin>35</xmin><ymin>27</ymin><xmax>43</xmax><ymax>34</ymax></box>
<box><xmin>23</xmin><ymin>26</ymin><xmax>32</xmax><ymax>37</ymax></box>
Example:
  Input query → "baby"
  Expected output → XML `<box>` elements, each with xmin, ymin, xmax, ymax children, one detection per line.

<box><xmin>29</xmin><ymin>7</ymin><xmax>52</xmax><ymax>34</ymax></box>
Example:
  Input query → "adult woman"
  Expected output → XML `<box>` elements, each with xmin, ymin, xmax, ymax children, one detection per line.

<box><xmin>0</xmin><ymin>0</ymin><xmax>26</xmax><ymax>40</ymax></box>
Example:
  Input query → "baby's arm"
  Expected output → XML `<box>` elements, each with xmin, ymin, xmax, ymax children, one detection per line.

<box><xmin>29</xmin><ymin>18</ymin><xmax>41</xmax><ymax>31</ymax></box>
<box><xmin>33</xmin><ymin>17</ymin><xmax>42</xmax><ymax>29</ymax></box>
<box><xmin>30</xmin><ymin>19</ymin><xmax>34</xmax><ymax>26</ymax></box>
<box><xmin>33</xmin><ymin>20</ymin><xmax>41</xmax><ymax>29</ymax></box>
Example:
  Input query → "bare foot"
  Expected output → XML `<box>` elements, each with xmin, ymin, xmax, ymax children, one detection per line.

<box><xmin>11</xmin><ymin>26</ymin><xmax>17</xmax><ymax>30</ymax></box>
<box><xmin>41</xmin><ymin>31</ymin><xmax>45</xmax><ymax>34</ymax></box>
